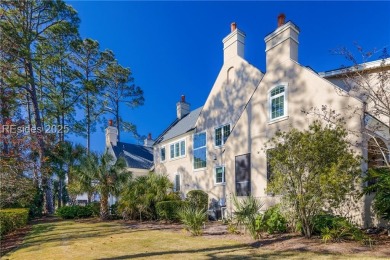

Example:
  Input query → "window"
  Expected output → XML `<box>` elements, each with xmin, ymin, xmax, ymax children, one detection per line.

<box><xmin>215</xmin><ymin>124</ymin><xmax>230</xmax><ymax>146</ymax></box>
<box><xmin>160</xmin><ymin>147</ymin><xmax>166</xmax><ymax>161</ymax></box>
<box><xmin>170</xmin><ymin>139</ymin><xmax>185</xmax><ymax>159</ymax></box>
<box><xmin>235</xmin><ymin>154</ymin><xmax>251</xmax><ymax>196</ymax></box>
<box><xmin>174</xmin><ymin>174</ymin><xmax>181</xmax><ymax>192</ymax></box>
<box><xmin>269</xmin><ymin>85</ymin><xmax>286</xmax><ymax>120</ymax></box>
<box><xmin>215</xmin><ymin>166</ymin><xmax>225</xmax><ymax>184</ymax></box>
<box><xmin>193</xmin><ymin>132</ymin><xmax>206</xmax><ymax>169</ymax></box>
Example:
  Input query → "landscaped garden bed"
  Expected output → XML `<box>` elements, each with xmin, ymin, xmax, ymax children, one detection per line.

<box><xmin>1</xmin><ymin>218</ymin><xmax>389</xmax><ymax>259</ymax></box>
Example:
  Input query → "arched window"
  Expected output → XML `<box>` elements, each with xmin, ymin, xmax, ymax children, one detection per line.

<box><xmin>269</xmin><ymin>84</ymin><xmax>287</xmax><ymax>121</ymax></box>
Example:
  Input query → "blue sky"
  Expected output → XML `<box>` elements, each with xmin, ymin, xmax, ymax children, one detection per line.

<box><xmin>66</xmin><ymin>1</ymin><xmax>390</xmax><ymax>153</ymax></box>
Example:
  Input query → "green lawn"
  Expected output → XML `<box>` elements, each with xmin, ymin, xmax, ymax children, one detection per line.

<box><xmin>1</xmin><ymin>220</ymin><xmax>386</xmax><ymax>260</ymax></box>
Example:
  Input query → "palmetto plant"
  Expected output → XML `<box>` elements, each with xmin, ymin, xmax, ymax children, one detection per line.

<box><xmin>232</xmin><ymin>195</ymin><xmax>264</xmax><ymax>239</ymax></box>
<box><xmin>118</xmin><ymin>172</ymin><xmax>173</xmax><ymax>221</ymax></box>
<box><xmin>178</xmin><ymin>206</ymin><xmax>207</xmax><ymax>236</ymax></box>
<box><xmin>78</xmin><ymin>152</ymin><xmax>129</xmax><ymax>220</ymax></box>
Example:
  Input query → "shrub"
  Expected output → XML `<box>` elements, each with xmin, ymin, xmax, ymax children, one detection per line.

<box><xmin>87</xmin><ymin>202</ymin><xmax>100</xmax><ymax>217</ymax></box>
<box><xmin>312</xmin><ymin>214</ymin><xmax>367</xmax><ymax>243</ymax></box>
<box><xmin>56</xmin><ymin>205</ymin><xmax>93</xmax><ymax>219</ymax></box>
<box><xmin>156</xmin><ymin>201</ymin><xmax>188</xmax><ymax>221</ymax></box>
<box><xmin>186</xmin><ymin>190</ymin><xmax>208</xmax><ymax>211</ymax></box>
<box><xmin>178</xmin><ymin>206</ymin><xmax>207</xmax><ymax>236</ymax></box>
<box><xmin>232</xmin><ymin>195</ymin><xmax>263</xmax><ymax>239</ymax></box>
<box><xmin>256</xmin><ymin>205</ymin><xmax>287</xmax><ymax>234</ymax></box>
<box><xmin>0</xmin><ymin>208</ymin><xmax>29</xmax><ymax>237</ymax></box>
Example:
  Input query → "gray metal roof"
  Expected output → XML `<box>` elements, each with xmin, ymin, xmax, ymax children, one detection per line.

<box><xmin>155</xmin><ymin>106</ymin><xmax>203</xmax><ymax>144</ymax></box>
<box><xmin>112</xmin><ymin>142</ymin><xmax>154</xmax><ymax>170</ymax></box>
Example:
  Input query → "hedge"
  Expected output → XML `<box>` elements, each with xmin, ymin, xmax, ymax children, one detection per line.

<box><xmin>186</xmin><ymin>190</ymin><xmax>208</xmax><ymax>211</ymax></box>
<box><xmin>0</xmin><ymin>208</ymin><xmax>29</xmax><ymax>237</ymax></box>
<box><xmin>156</xmin><ymin>201</ymin><xmax>189</xmax><ymax>221</ymax></box>
<box><xmin>56</xmin><ymin>205</ymin><xmax>94</xmax><ymax>219</ymax></box>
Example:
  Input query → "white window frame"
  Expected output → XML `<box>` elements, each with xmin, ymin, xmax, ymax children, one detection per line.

<box><xmin>215</xmin><ymin>166</ymin><xmax>226</xmax><ymax>185</ymax></box>
<box><xmin>193</xmin><ymin>131</ymin><xmax>207</xmax><ymax>170</ymax></box>
<box><xmin>268</xmin><ymin>83</ymin><xmax>288</xmax><ymax>123</ymax></box>
<box><xmin>169</xmin><ymin>138</ymin><xmax>186</xmax><ymax>160</ymax></box>
<box><xmin>214</xmin><ymin>124</ymin><xmax>231</xmax><ymax>147</ymax></box>
<box><xmin>160</xmin><ymin>146</ymin><xmax>166</xmax><ymax>162</ymax></box>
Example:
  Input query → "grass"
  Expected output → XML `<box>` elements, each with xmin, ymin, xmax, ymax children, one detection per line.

<box><xmin>2</xmin><ymin>220</ymin><xmax>386</xmax><ymax>260</ymax></box>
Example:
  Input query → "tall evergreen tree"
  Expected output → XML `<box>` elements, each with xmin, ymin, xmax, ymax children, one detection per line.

<box><xmin>0</xmin><ymin>0</ymin><xmax>80</xmax><ymax>213</ymax></box>
<box><xmin>100</xmin><ymin>60</ymin><xmax>144</xmax><ymax>141</ymax></box>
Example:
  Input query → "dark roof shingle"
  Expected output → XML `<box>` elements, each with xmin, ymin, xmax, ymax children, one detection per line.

<box><xmin>112</xmin><ymin>142</ymin><xmax>153</xmax><ymax>170</ymax></box>
<box><xmin>155</xmin><ymin>106</ymin><xmax>202</xmax><ymax>144</ymax></box>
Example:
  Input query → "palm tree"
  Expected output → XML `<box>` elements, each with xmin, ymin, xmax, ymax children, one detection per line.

<box><xmin>79</xmin><ymin>152</ymin><xmax>129</xmax><ymax>220</ymax></box>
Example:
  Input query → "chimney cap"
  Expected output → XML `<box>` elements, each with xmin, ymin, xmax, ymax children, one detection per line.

<box><xmin>108</xmin><ymin>119</ymin><xmax>113</xmax><ymax>126</ymax></box>
<box><xmin>231</xmin><ymin>22</ymin><xmax>237</xmax><ymax>32</ymax></box>
<box><xmin>277</xmin><ymin>13</ymin><xmax>286</xmax><ymax>27</ymax></box>
<box><xmin>181</xmin><ymin>95</ymin><xmax>186</xmax><ymax>103</ymax></box>
<box><xmin>148</xmin><ymin>133</ymin><xmax>152</xmax><ymax>140</ymax></box>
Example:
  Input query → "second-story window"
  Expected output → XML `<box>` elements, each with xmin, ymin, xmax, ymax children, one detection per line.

<box><xmin>193</xmin><ymin>132</ymin><xmax>206</xmax><ymax>169</ymax></box>
<box><xmin>269</xmin><ymin>85</ymin><xmax>286</xmax><ymax>120</ymax></box>
<box><xmin>170</xmin><ymin>139</ymin><xmax>185</xmax><ymax>159</ymax></box>
<box><xmin>160</xmin><ymin>147</ymin><xmax>166</xmax><ymax>161</ymax></box>
<box><xmin>215</xmin><ymin>124</ymin><xmax>230</xmax><ymax>146</ymax></box>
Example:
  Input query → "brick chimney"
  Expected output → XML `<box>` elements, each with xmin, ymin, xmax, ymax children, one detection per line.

<box><xmin>144</xmin><ymin>133</ymin><xmax>154</xmax><ymax>147</ymax></box>
<box><xmin>176</xmin><ymin>95</ymin><xmax>190</xmax><ymax>119</ymax></box>
<box><xmin>105</xmin><ymin>119</ymin><xmax>118</xmax><ymax>147</ymax></box>
<box><xmin>222</xmin><ymin>22</ymin><xmax>246</xmax><ymax>62</ymax></box>
<box><xmin>264</xmin><ymin>14</ymin><xmax>300</xmax><ymax>71</ymax></box>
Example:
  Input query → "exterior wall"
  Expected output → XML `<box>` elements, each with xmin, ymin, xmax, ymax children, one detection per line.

<box><xmin>154</xmin><ymin>55</ymin><xmax>263</xmax><ymax>206</ymax></box>
<box><xmin>223</xmin><ymin>58</ymin><xmax>367</xmax><ymax>225</ymax></box>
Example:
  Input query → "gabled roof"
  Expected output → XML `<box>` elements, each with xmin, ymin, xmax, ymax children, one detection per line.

<box><xmin>154</xmin><ymin>106</ymin><xmax>203</xmax><ymax>144</ymax></box>
<box><xmin>112</xmin><ymin>142</ymin><xmax>153</xmax><ymax>170</ymax></box>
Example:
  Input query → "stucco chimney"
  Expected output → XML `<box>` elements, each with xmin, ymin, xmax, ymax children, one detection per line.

<box><xmin>105</xmin><ymin>119</ymin><xmax>118</xmax><ymax>147</ymax></box>
<box><xmin>264</xmin><ymin>14</ymin><xmax>300</xmax><ymax>71</ymax></box>
<box><xmin>177</xmin><ymin>95</ymin><xmax>190</xmax><ymax>119</ymax></box>
<box><xmin>222</xmin><ymin>22</ymin><xmax>245</xmax><ymax>62</ymax></box>
<box><xmin>144</xmin><ymin>133</ymin><xmax>154</xmax><ymax>147</ymax></box>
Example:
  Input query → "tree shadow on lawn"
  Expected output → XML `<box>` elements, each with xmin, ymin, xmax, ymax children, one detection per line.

<box><xmin>97</xmin><ymin>244</ymin><xmax>251</xmax><ymax>260</ymax></box>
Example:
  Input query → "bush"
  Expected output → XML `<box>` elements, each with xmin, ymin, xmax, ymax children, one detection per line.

<box><xmin>87</xmin><ymin>202</ymin><xmax>100</xmax><ymax>217</ymax></box>
<box><xmin>256</xmin><ymin>205</ymin><xmax>287</xmax><ymax>234</ymax></box>
<box><xmin>156</xmin><ymin>201</ymin><xmax>189</xmax><ymax>221</ymax></box>
<box><xmin>178</xmin><ymin>206</ymin><xmax>207</xmax><ymax>236</ymax></box>
<box><xmin>312</xmin><ymin>214</ymin><xmax>367</xmax><ymax>243</ymax></box>
<box><xmin>0</xmin><ymin>208</ymin><xmax>29</xmax><ymax>237</ymax></box>
<box><xmin>56</xmin><ymin>205</ymin><xmax>93</xmax><ymax>219</ymax></box>
<box><xmin>186</xmin><ymin>190</ymin><xmax>208</xmax><ymax>211</ymax></box>
<box><xmin>232</xmin><ymin>195</ymin><xmax>263</xmax><ymax>239</ymax></box>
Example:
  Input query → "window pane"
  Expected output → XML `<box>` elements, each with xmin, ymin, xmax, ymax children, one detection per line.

<box><xmin>194</xmin><ymin>147</ymin><xmax>206</xmax><ymax>169</ymax></box>
<box><xmin>175</xmin><ymin>143</ymin><xmax>179</xmax><ymax>157</ymax></box>
<box><xmin>175</xmin><ymin>175</ymin><xmax>180</xmax><ymax>191</ymax></box>
<box><xmin>271</xmin><ymin>95</ymin><xmax>284</xmax><ymax>119</ymax></box>
<box><xmin>235</xmin><ymin>154</ymin><xmax>251</xmax><ymax>196</ymax></box>
<box><xmin>161</xmin><ymin>147</ymin><xmax>166</xmax><ymax>161</ymax></box>
<box><xmin>180</xmin><ymin>140</ymin><xmax>185</xmax><ymax>156</ymax></box>
<box><xmin>223</xmin><ymin>125</ymin><xmax>230</xmax><ymax>144</ymax></box>
<box><xmin>215</xmin><ymin>127</ymin><xmax>222</xmax><ymax>146</ymax></box>
<box><xmin>270</xmin><ymin>86</ymin><xmax>284</xmax><ymax>97</ymax></box>
<box><xmin>194</xmin><ymin>132</ymin><xmax>206</xmax><ymax>148</ymax></box>
<box><xmin>216</xmin><ymin>167</ymin><xmax>224</xmax><ymax>183</ymax></box>
<box><xmin>170</xmin><ymin>145</ymin><xmax>174</xmax><ymax>158</ymax></box>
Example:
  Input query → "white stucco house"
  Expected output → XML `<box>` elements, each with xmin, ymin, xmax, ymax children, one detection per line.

<box><xmin>105</xmin><ymin>14</ymin><xmax>390</xmax><ymax>226</ymax></box>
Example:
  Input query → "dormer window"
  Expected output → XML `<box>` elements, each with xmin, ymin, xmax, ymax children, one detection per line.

<box><xmin>269</xmin><ymin>84</ymin><xmax>288</xmax><ymax>121</ymax></box>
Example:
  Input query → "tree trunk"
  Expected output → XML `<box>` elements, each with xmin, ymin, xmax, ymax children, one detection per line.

<box><xmin>26</xmin><ymin>59</ymin><xmax>54</xmax><ymax>214</ymax></box>
<box><xmin>100</xmin><ymin>192</ymin><xmax>109</xmax><ymax>220</ymax></box>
